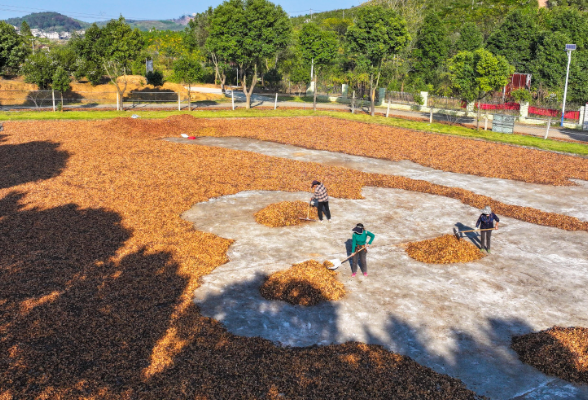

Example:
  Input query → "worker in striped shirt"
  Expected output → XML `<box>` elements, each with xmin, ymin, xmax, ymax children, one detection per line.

<box><xmin>311</xmin><ymin>180</ymin><xmax>331</xmax><ymax>223</ymax></box>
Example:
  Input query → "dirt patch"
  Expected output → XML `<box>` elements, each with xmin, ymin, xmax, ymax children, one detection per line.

<box><xmin>260</xmin><ymin>260</ymin><xmax>345</xmax><ymax>306</ymax></box>
<box><xmin>255</xmin><ymin>200</ymin><xmax>317</xmax><ymax>227</ymax></box>
<box><xmin>406</xmin><ymin>235</ymin><xmax>485</xmax><ymax>264</ymax></box>
<box><xmin>512</xmin><ymin>327</ymin><xmax>588</xmax><ymax>384</ymax></box>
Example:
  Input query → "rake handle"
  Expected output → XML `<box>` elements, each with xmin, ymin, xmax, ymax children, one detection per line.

<box><xmin>340</xmin><ymin>246</ymin><xmax>368</xmax><ymax>263</ymax></box>
<box><xmin>458</xmin><ymin>228</ymin><xmax>497</xmax><ymax>234</ymax></box>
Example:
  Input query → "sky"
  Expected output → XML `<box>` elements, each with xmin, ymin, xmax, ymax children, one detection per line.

<box><xmin>0</xmin><ymin>0</ymin><xmax>363</xmax><ymax>21</ymax></box>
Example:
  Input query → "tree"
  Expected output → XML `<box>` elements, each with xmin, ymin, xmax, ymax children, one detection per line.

<box><xmin>0</xmin><ymin>21</ymin><xmax>29</xmax><ymax>74</ymax></box>
<box><xmin>72</xmin><ymin>18</ymin><xmax>144</xmax><ymax>110</ymax></box>
<box><xmin>546</xmin><ymin>7</ymin><xmax>588</xmax><ymax>50</ymax></box>
<box><xmin>345</xmin><ymin>6</ymin><xmax>410</xmax><ymax>116</ymax></box>
<box><xmin>455</xmin><ymin>22</ymin><xmax>484</xmax><ymax>53</ymax></box>
<box><xmin>20</xmin><ymin>21</ymin><xmax>32</xmax><ymax>38</ymax></box>
<box><xmin>184</xmin><ymin>8</ymin><xmax>213</xmax><ymax>50</ymax></box>
<box><xmin>297</xmin><ymin>22</ymin><xmax>338</xmax><ymax>110</ymax></box>
<box><xmin>21</xmin><ymin>51</ymin><xmax>55</xmax><ymax>89</ymax></box>
<box><xmin>52</xmin><ymin>66</ymin><xmax>70</xmax><ymax>112</ymax></box>
<box><xmin>411</xmin><ymin>13</ymin><xmax>450</xmax><ymax>84</ymax></box>
<box><xmin>207</xmin><ymin>0</ymin><xmax>291</xmax><ymax>108</ymax></box>
<box><xmin>486</xmin><ymin>10</ymin><xmax>538</xmax><ymax>73</ymax></box>
<box><xmin>532</xmin><ymin>31</ymin><xmax>570</xmax><ymax>91</ymax></box>
<box><xmin>173</xmin><ymin>56</ymin><xmax>203</xmax><ymax>111</ymax></box>
<box><xmin>447</xmin><ymin>48</ymin><xmax>514</xmax><ymax>128</ymax></box>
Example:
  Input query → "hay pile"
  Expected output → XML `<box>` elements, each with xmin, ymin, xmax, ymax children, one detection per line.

<box><xmin>255</xmin><ymin>200</ymin><xmax>318</xmax><ymax>227</ymax></box>
<box><xmin>260</xmin><ymin>260</ymin><xmax>345</xmax><ymax>306</ymax></box>
<box><xmin>406</xmin><ymin>234</ymin><xmax>485</xmax><ymax>264</ymax></box>
<box><xmin>512</xmin><ymin>327</ymin><xmax>588</xmax><ymax>384</ymax></box>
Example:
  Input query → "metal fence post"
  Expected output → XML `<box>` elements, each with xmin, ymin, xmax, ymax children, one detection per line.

<box><xmin>352</xmin><ymin>91</ymin><xmax>355</xmax><ymax>114</ymax></box>
<box><xmin>386</xmin><ymin>95</ymin><xmax>390</xmax><ymax>118</ymax></box>
<box><xmin>178</xmin><ymin>93</ymin><xmax>181</xmax><ymax>111</ymax></box>
<box><xmin>116</xmin><ymin>92</ymin><xmax>119</xmax><ymax>111</ymax></box>
<box><xmin>52</xmin><ymin>89</ymin><xmax>56</xmax><ymax>112</ymax></box>
<box><xmin>232</xmin><ymin>90</ymin><xmax>235</xmax><ymax>110</ymax></box>
<box><xmin>274</xmin><ymin>93</ymin><xmax>278</xmax><ymax>110</ymax></box>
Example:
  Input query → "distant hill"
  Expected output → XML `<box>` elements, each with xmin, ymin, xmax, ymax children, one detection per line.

<box><xmin>4</xmin><ymin>11</ymin><xmax>190</xmax><ymax>33</ymax></box>
<box><xmin>5</xmin><ymin>12</ymin><xmax>89</xmax><ymax>32</ymax></box>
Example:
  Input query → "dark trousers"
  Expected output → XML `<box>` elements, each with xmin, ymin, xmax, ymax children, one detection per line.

<box><xmin>351</xmin><ymin>246</ymin><xmax>367</xmax><ymax>274</ymax></box>
<box><xmin>481</xmin><ymin>230</ymin><xmax>492</xmax><ymax>251</ymax></box>
<box><xmin>317</xmin><ymin>201</ymin><xmax>331</xmax><ymax>221</ymax></box>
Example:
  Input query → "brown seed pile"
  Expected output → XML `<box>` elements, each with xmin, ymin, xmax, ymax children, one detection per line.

<box><xmin>0</xmin><ymin>118</ymin><xmax>489</xmax><ymax>398</ymax></box>
<box><xmin>512</xmin><ymin>327</ymin><xmax>588</xmax><ymax>384</ymax></box>
<box><xmin>406</xmin><ymin>235</ymin><xmax>485</xmax><ymax>264</ymax></box>
<box><xmin>255</xmin><ymin>200</ymin><xmax>318</xmax><ymax>227</ymax></box>
<box><xmin>260</xmin><ymin>260</ymin><xmax>345</xmax><ymax>306</ymax></box>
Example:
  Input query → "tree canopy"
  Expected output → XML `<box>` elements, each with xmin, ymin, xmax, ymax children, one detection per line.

<box><xmin>207</xmin><ymin>0</ymin><xmax>291</xmax><ymax>108</ymax></box>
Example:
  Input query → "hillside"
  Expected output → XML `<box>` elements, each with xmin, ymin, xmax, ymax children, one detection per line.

<box><xmin>5</xmin><ymin>12</ymin><xmax>89</xmax><ymax>32</ymax></box>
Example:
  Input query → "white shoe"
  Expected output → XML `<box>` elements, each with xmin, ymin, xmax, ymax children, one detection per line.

<box><xmin>328</xmin><ymin>219</ymin><xmax>331</xmax><ymax>223</ymax></box>
<box><xmin>319</xmin><ymin>220</ymin><xmax>324</xmax><ymax>223</ymax></box>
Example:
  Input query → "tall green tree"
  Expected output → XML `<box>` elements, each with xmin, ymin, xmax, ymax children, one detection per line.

<box><xmin>0</xmin><ymin>21</ymin><xmax>29</xmax><ymax>74</ymax></box>
<box><xmin>20</xmin><ymin>21</ymin><xmax>32</xmax><ymax>38</ymax></box>
<box><xmin>546</xmin><ymin>7</ymin><xmax>588</xmax><ymax>50</ymax></box>
<box><xmin>71</xmin><ymin>18</ymin><xmax>144</xmax><ymax>110</ymax></box>
<box><xmin>21</xmin><ymin>51</ymin><xmax>55</xmax><ymax>89</ymax></box>
<box><xmin>173</xmin><ymin>56</ymin><xmax>204</xmax><ymax>111</ymax></box>
<box><xmin>345</xmin><ymin>5</ymin><xmax>410</xmax><ymax>115</ymax></box>
<box><xmin>52</xmin><ymin>66</ymin><xmax>70</xmax><ymax>112</ymax></box>
<box><xmin>207</xmin><ymin>0</ymin><xmax>291</xmax><ymax>108</ymax></box>
<box><xmin>486</xmin><ymin>10</ymin><xmax>538</xmax><ymax>73</ymax></box>
<box><xmin>448</xmin><ymin>48</ymin><xmax>514</xmax><ymax>128</ymax></box>
<box><xmin>297</xmin><ymin>22</ymin><xmax>338</xmax><ymax>110</ymax></box>
<box><xmin>412</xmin><ymin>13</ymin><xmax>450</xmax><ymax>84</ymax></box>
<box><xmin>532</xmin><ymin>31</ymin><xmax>570</xmax><ymax>91</ymax></box>
<box><xmin>455</xmin><ymin>22</ymin><xmax>484</xmax><ymax>53</ymax></box>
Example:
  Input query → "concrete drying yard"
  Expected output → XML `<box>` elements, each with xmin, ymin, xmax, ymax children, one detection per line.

<box><xmin>177</xmin><ymin>137</ymin><xmax>588</xmax><ymax>399</ymax></box>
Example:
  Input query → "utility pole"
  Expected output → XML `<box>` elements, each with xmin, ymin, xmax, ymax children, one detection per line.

<box><xmin>30</xmin><ymin>37</ymin><xmax>35</xmax><ymax>54</ymax></box>
<box><xmin>310</xmin><ymin>8</ymin><xmax>312</xmax><ymax>19</ymax></box>
<box><xmin>561</xmin><ymin>44</ymin><xmax>576</xmax><ymax>127</ymax></box>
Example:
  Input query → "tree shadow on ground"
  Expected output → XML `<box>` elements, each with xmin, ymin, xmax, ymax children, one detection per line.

<box><xmin>0</xmin><ymin>191</ymin><xmax>189</xmax><ymax>398</ymax></box>
<box><xmin>363</xmin><ymin>315</ymin><xmax>587</xmax><ymax>399</ymax></box>
<box><xmin>0</xmin><ymin>138</ymin><xmax>69</xmax><ymax>189</ymax></box>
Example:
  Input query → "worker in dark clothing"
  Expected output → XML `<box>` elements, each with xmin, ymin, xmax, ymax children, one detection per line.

<box><xmin>476</xmin><ymin>206</ymin><xmax>499</xmax><ymax>253</ymax></box>
<box><xmin>351</xmin><ymin>223</ymin><xmax>375</xmax><ymax>277</ymax></box>
<box><xmin>311</xmin><ymin>180</ymin><xmax>331</xmax><ymax>223</ymax></box>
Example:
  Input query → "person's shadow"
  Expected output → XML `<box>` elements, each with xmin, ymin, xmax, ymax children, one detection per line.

<box><xmin>454</xmin><ymin>222</ymin><xmax>481</xmax><ymax>248</ymax></box>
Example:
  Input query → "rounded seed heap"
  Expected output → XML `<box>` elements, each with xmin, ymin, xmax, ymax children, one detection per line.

<box><xmin>512</xmin><ymin>327</ymin><xmax>588</xmax><ymax>384</ymax></box>
<box><xmin>260</xmin><ymin>260</ymin><xmax>345</xmax><ymax>306</ymax></box>
<box><xmin>254</xmin><ymin>200</ymin><xmax>318</xmax><ymax>227</ymax></box>
<box><xmin>406</xmin><ymin>234</ymin><xmax>485</xmax><ymax>264</ymax></box>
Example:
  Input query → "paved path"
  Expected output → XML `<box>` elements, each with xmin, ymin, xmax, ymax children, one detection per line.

<box><xmin>172</xmin><ymin>137</ymin><xmax>588</xmax><ymax>399</ymax></box>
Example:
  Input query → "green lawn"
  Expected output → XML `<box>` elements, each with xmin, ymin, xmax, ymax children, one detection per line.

<box><xmin>1</xmin><ymin>108</ymin><xmax>586</xmax><ymax>156</ymax></box>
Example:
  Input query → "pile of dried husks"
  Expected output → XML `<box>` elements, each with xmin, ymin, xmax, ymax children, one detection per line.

<box><xmin>255</xmin><ymin>200</ymin><xmax>317</xmax><ymax>227</ymax></box>
<box><xmin>103</xmin><ymin>115</ymin><xmax>588</xmax><ymax>186</ymax></box>
<box><xmin>406</xmin><ymin>235</ymin><xmax>485</xmax><ymax>264</ymax></box>
<box><xmin>512</xmin><ymin>327</ymin><xmax>588</xmax><ymax>384</ymax></box>
<box><xmin>260</xmin><ymin>260</ymin><xmax>345</xmax><ymax>306</ymax></box>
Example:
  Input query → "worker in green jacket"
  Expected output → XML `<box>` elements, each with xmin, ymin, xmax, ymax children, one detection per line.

<box><xmin>351</xmin><ymin>223</ymin><xmax>375</xmax><ymax>277</ymax></box>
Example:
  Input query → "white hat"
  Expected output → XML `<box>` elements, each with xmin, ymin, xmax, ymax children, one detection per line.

<box><xmin>482</xmin><ymin>206</ymin><xmax>492</xmax><ymax>214</ymax></box>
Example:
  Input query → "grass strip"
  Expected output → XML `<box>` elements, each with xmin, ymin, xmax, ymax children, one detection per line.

<box><xmin>1</xmin><ymin>108</ymin><xmax>587</xmax><ymax>156</ymax></box>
